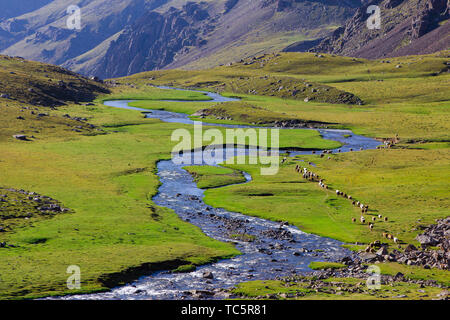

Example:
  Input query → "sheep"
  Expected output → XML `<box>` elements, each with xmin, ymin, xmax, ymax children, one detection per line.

<box><xmin>347</xmin><ymin>195</ymin><xmax>352</xmax><ymax>200</ymax></box>
<box><xmin>382</xmin><ymin>232</ymin><xmax>387</xmax><ymax>238</ymax></box>
<box><xmin>372</xmin><ymin>217</ymin><xmax>376</xmax><ymax>222</ymax></box>
<box><xmin>378</xmin><ymin>214</ymin><xmax>382</xmax><ymax>219</ymax></box>
<box><xmin>393</xmin><ymin>237</ymin><xmax>399</xmax><ymax>244</ymax></box>
<box><xmin>352</xmin><ymin>218</ymin><xmax>356</xmax><ymax>223</ymax></box>
<box><xmin>360</xmin><ymin>216</ymin><xmax>365</xmax><ymax>223</ymax></box>
<box><xmin>336</xmin><ymin>190</ymin><xmax>340</xmax><ymax>195</ymax></box>
<box><xmin>384</xmin><ymin>217</ymin><xmax>388</xmax><ymax>222</ymax></box>
<box><xmin>352</xmin><ymin>201</ymin><xmax>356</xmax><ymax>205</ymax></box>
<box><xmin>369</xmin><ymin>224</ymin><xmax>374</xmax><ymax>231</ymax></box>
<box><xmin>387</xmin><ymin>234</ymin><xmax>393</xmax><ymax>239</ymax></box>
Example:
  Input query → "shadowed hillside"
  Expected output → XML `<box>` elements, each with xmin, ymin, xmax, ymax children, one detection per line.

<box><xmin>0</xmin><ymin>55</ymin><xmax>109</xmax><ymax>142</ymax></box>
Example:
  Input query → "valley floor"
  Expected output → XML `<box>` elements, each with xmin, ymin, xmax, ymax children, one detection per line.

<box><xmin>0</xmin><ymin>51</ymin><xmax>449</xmax><ymax>299</ymax></box>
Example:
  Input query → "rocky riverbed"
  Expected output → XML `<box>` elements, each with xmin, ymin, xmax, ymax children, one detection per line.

<box><xmin>359</xmin><ymin>217</ymin><xmax>449</xmax><ymax>270</ymax></box>
<box><xmin>56</xmin><ymin>91</ymin><xmax>446</xmax><ymax>300</ymax></box>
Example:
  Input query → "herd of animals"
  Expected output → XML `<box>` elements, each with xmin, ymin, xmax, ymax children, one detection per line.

<box><xmin>289</xmin><ymin>142</ymin><xmax>403</xmax><ymax>247</ymax></box>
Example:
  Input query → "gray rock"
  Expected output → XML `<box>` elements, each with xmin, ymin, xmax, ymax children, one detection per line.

<box><xmin>416</xmin><ymin>234</ymin><xmax>436</xmax><ymax>246</ymax></box>
<box><xmin>376</xmin><ymin>246</ymin><xmax>388</xmax><ymax>256</ymax></box>
<box><xmin>359</xmin><ymin>252</ymin><xmax>377</xmax><ymax>262</ymax></box>
<box><xmin>13</xmin><ymin>135</ymin><xmax>27</xmax><ymax>140</ymax></box>
<box><xmin>404</xmin><ymin>244</ymin><xmax>417</xmax><ymax>252</ymax></box>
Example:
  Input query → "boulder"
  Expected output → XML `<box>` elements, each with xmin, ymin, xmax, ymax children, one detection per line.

<box><xmin>416</xmin><ymin>234</ymin><xmax>437</xmax><ymax>246</ymax></box>
<box><xmin>404</xmin><ymin>244</ymin><xmax>417</xmax><ymax>252</ymax></box>
<box><xmin>13</xmin><ymin>135</ymin><xmax>27</xmax><ymax>141</ymax></box>
<box><xmin>359</xmin><ymin>252</ymin><xmax>377</xmax><ymax>262</ymax></box>
<box><xmin>376</xmin><ymin>246</ymin><xmax>388</xmax><ymax>256</ymax></box>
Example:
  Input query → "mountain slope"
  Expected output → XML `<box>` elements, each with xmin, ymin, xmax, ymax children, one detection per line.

<box><xmin>0</xmin><ymin>54</ymin><xmax>109</xmax><ymax>143</ymax></box>
<box><xmin>1</xmin><ymin>0</ymin><xmax>362</xmax><ymax>78</ymax></box>
<box><xmin>0</xmin><ymin>0</ymin><xmax>151</xmax><ymax>63</ymax></box>
<box><xmin>0</xmin><ymin>55</ymin><xmax>108</xmax><ymax>107</ymax></box>
<box><xmin>305</xmin><ymin>0</ymin><xmax>450</xmax><ymax>58</ymax></box>
<box><xmin>166</xmin><ymin>0</ymin><xmax>363</xmax><ymax>70</ymax></box>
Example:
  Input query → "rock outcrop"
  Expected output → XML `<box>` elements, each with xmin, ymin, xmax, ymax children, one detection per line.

<box><xmin>361</xmin><ymin>217</ymin><xmax>449</xmax><ymax>270</ymax></box>
<box><xmin>306</xmin><ymin>0</ymin><xmax>450</xmax><ymax>59</ymax></box>
<box><xmin>91</xmin><ymin>3</ymin><xmax>210</xmax><ymax>78</ymax></box>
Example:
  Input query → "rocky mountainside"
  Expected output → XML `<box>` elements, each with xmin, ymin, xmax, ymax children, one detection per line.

<box><xmin>0</xmin><ymin>0</ymin><xmax>151</xmax><ymax>64</ymax></box>
<box><xmin>1</xmin><ymin>0</ymin><xmax>362</xmax><ymax>78</ymax></box>
<box><xmin>3</xmin><ymin>0</ymin><xmax>446</xmax><ymax>77</ymax></box>
<box><xmin>86</xmin><ymin>3</ymin><xmax>212</xmax><ymax>78</ymax></box>
<box><xmin>303</xmin><ymin>0</ymin><xmax>449</xmax><ymax>58</ymax></box>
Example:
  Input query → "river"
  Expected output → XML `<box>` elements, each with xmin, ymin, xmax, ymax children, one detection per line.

<box><xmin>54</xmin><ymin>88</ymin><xmax>380</xmax><ymax>300</ymax></box>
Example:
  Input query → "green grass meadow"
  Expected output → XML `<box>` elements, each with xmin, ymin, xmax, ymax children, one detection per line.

<box><xmin>0</xmin><ymin>51</ymin><xmax>449</xmax><ymax>299</ymax></box>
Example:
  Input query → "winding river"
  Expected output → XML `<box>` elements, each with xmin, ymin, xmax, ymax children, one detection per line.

<box><xmin>57</xmin><ymin>88</ymin><xmax>380</xmax><ymax>300</ymax></box>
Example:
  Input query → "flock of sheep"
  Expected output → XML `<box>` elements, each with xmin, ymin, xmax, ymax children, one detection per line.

<box><xmin>294</xmin><ymin>162</ymin><xmax>400</xmax><ymax>244</ymax></box>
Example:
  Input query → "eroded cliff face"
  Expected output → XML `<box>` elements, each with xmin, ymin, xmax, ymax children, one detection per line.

<box><xmin>308</xmin><ymin>0</ymin><xmax>449</xmax><ymax>58</ymax></box>
<box><xmin>86</xmin><ymin>0</ymin><xmax>363</xmax><ymax>78</ymax></box>
<box><xmin>1</xmin><ymin>0</ymin><xmax>149</xmax><ymax>65</ymax></box>
<box><xmin>91</xmin><ymin>3</ymin><xmax>211</xmax><ymax>78</ymax></box>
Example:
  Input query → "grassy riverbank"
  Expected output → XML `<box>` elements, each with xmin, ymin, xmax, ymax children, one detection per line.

<box><xmin>0</xmin><ymin>82</ymin><xmax>339</xmax><ymax>299</ymax></box>
<box><xmin>119</xmin><ymin>51</ymin><xmax>450</xmax><ymax>142</ymax></box>
<box><xmin>1</xmin><ymin>51</ymin><xmax>448</xmax><ymax>299</ymax></box>
<box><xmin>153</xmin><ymin>51</ymin><xmax>447</xmax><ymax>299</ymax></box>
<box><xmin>231</xmin><ymin>277</ymin><xmax>445</xmax><ymax>300</ymax></box>
<box><xmin>200</xmin><ymin>147</ymin><xmax>449</xmax><ymax>244</ymax></box>
<box><xmin>183</xmin><ymin>166</ymin><xmax>247</xmax><ymax>189</ymax></box>
<box><xmin>0</xmin><ymin>103</ymin><xmax>240</xmax><ymax>299</ymax></box>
